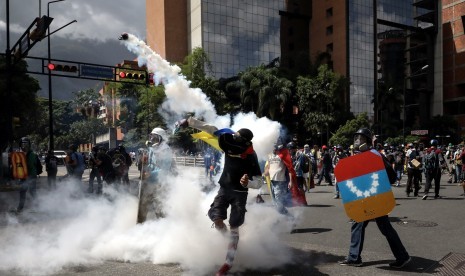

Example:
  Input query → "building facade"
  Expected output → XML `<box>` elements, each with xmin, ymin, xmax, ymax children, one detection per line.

<box><xmin>146</xmin><ymin>1</ymin><xmax>465</xmax><ymax>139</ymax></box>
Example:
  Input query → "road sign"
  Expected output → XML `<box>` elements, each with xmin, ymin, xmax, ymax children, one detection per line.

<box><xmin>80</xmin><ymin>65</ymin><xmax>114</xmax><ymax>79</ymax></box>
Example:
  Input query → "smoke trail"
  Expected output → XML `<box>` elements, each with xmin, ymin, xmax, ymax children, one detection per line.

<box><xmin>0</xmin><ymin>33</ymin><xmax>296</xmax><ymax>276</ymax></box>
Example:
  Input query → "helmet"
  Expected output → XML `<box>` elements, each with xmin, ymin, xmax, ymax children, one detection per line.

<box><xmin>322</xmin><ymin>145</ymin><xmax>328</xmax><ymax>150</ymax></box>
<box><xmin>237</xmin><ymin>128</ymin><xmax>253</xmax><ymax>142</ymax></box>
<box><xmin>118</xmin><ymin>144</ymin><xmax>126</xmax><ymax>152</ymax></box>
<box><xmin>304</xmin><ymin>144</ymin><xmax>310</xmax><ymax>148</ymax></box>
<box><xmin>287</xmin><ymin>142</ymin><xmax>297</xmax><ymax>150</ymax></box>
<box><xmin>69</xmin><ymin>144</ymin><xmax>77</xmax><ymax>151</ymax></box>
<box><xmin>19</xmin><ymin>137</ymin><xmax>31</xmax><ymax>151</ymax></box>
<box><xmin>354</xmin><ymin>128</ymin><xmax>373</xmax><ymax>143</ymax></box>
<box><xmin>336</xmin><ymin>144</ymin><xmax>343</xmax><ymax>150</ymax></box>
<box><xmin>151</xmin><ymin>127</ymin><xmax>166</xmax><ymax>137</ymax></box>
<box><xmin>150</xmin><ymin>127</ymin><xmax>167</xmax><ymax>144</ymax></box>
<box><xmin>430</xmin><ymin>139</ymin><xmax>439</xmax><ymax>147</ymax></box>
<box><xmin>19</xmin><ymin>137</ymin><xmax>31</xmax><ymax>146</ymax></box>
<box><xmin>407</xmin><ymin>143</ymin><xmax>414</xmax><ymax>148</ymax></box>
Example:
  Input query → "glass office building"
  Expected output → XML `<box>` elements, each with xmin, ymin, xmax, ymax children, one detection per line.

<box><xmin>190</xmin><ymin>0</ymin><xmax>283</xmax><ymax>78</ymax></box>
<box><xmin>348</xmin><ymin>0</ymin><xmax>414</xmax><ymax>117</ymax></box>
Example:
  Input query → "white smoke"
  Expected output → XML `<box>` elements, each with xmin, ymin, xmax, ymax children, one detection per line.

<box><xmin>0</xmin><ymin>33</ymin><xmax>296</xmax><ymax>276</ymax></box>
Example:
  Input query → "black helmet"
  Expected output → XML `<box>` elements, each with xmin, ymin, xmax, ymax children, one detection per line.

<box><xmin>287</xmin><ymin>142</ymin><xmax>297</xmax><ymax>149</ymax></box>
<box><xmin>354</xmin><ymin>128</ymin><xmax>373</xmax><ymax>143</ymax></box>
<box><xmin>118</xmin><ymin>145</ymin><xmax>126</xmax><ymax>152</ymax></box>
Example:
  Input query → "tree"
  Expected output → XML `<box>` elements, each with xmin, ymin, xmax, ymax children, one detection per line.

<box><xmin>296</xmin><ymin>64</ymin><xmax>348</xmax><ymax>144</ymax></box>
<box><xmin>0</xmin><ymin>56</ymin><xmax>41</xmax><ymax>148</ymax></box>
<box><xmin>72</xmin><ymin>88</ymin><xmax>102</xmax><ymax>119</ymax></box>
<box><xmin>180</xmin><ymin>47</ymin><xmax>231</xmax><ymax>115</ymax></box>
<box><xmin>239</xmin><ymin>65</ymin><xmax>293</xmax><ymax>121</ymax></box>
<box><xmin>329</xmin><ymin>113</ymin><xmax>370</xmax><ymax>147</ymax></box>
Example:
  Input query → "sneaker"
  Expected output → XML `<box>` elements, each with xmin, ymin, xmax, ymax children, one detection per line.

<box><xmin>256</xmin><ymin>194</ymin><xmax>265</xmax><ymax>203</ymax></box>
<box><xmin>215</xmin><ymin>263</ymin><xmax>231</xmax><ymax>276</ymax></box>
<box><xmin>338</xmin><ymin>259</ymin><xmax>363</xmax><ymax>267</ymax></box>
<box><xmin>434</xmin><ymin>195</ymin><xmax>440</xmax><ymax>199</ymax></box>
<box><xmin>333</xmin><ymin>194</ymin><xmax>340</xmax><ymax>199</ymax></box>
<box><xmin>422</xmin><ymin>195</ymin><xmax>428</xmax><ymax>200</ymax></box>
<box><xmin>389</xmin><ymin>257</ymin><xmax>411</xmax><ymax>268</ymax></box>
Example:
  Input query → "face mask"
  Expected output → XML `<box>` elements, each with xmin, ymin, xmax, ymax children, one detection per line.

<box><xmin>354</xmin><ymin>134</ymin><xmax>369</xmax><ymax>152</ymax></box>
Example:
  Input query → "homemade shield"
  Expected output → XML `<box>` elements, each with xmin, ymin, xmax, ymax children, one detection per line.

<box><xmin>334</xmin><ymin>149</ymin><xmax>395</xmax><ymax>222</ymax></box>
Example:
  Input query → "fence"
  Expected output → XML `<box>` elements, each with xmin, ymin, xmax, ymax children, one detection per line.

<box><xmin>173</xmin><ymin>156</ymin><xmax>205</xmax><ymax>167</ymax></box>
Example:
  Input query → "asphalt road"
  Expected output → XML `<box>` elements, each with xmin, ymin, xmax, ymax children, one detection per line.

<box><xmin>0</xmin><ymin>166</ymin><xmax>464</xmax><ymax>276</ymax></box>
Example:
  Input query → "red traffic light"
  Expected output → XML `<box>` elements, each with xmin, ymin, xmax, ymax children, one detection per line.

<box><xmin>118</xmin><ymin>71</ymin><xmax>145</xmax><ymax>80</ymax></box>
<box><xmin>47</xmin><ymin>63</ymin><xmax>77</xmax><ymax>73</ymax></box>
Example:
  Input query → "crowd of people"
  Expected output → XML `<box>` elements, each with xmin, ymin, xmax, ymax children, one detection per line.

<box><xmin>6</xmin><ymin>124</ymin><xmax>465</xmax><ymax>275</ymax></box>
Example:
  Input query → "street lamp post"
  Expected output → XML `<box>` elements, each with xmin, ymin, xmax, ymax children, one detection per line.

<box><xmin>402</xmin><ymin>65</ymin><xmax>429</xmax><ymax>146</ymax></box>
<box><xmin>47</xmin><ymin>0</ymin><xmax>65</xmax><ymax>151</ymax></box>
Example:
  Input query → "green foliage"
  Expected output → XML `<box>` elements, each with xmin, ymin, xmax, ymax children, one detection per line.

<box><xmin>239</xmin><ymin>65</ymin><xmax>293</xmax><ymax>121</ymax></box>
<box><xmin>296</xmin><ymin>64</ymin><xmax>349</xmax><ymax>144</ymax></box>
<box><xmin>329</xmin><ymin>113</ymin><xmax>370</xmax><ymax>147</ymax></box>
<box><xmin>72</xmin><ymin>88</ymin><xmax>101</xmax><ymax>118</ymax></box>
<box><xmin>0</xmin><ymin>57</ymin><xmax>41</xmax><ymax>148</ymax></box>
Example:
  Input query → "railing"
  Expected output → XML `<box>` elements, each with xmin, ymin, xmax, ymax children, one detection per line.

<box><xmin>173</xmin><ymin>156</ymin><xmax>205</xmax><ymax>167</ymax></box>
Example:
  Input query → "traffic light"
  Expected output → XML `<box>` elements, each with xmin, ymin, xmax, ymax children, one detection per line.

<box><xmin>118</xmin><ymin>71</ymin><xmax>146</xmax><ymax>80</ymax></box>
<box><xmin>47</xmin><ymin>63</ymin><xmax>78</xmax><ymax>73</ymax></box>
<box><xmin>29</xmin><ymin>16</ymin><xmax>54</xmax><ymax>42</ymax></box>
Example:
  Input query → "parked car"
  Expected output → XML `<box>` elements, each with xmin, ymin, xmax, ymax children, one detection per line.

<box><xmin>53</xmin><ymin>150</ymin><xmax>67</xmax><ymax>165</ymax></box>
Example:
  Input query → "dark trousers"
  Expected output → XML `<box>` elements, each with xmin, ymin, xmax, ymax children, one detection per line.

<box><xmin>406</xmin><ymin>168</ymin><xmax>420</xmax><ymax>195</ymax></box>
<box><xmin>424</xmin><ymin>168</ymin><xmax>441</xmax><ymax>196</ymax></box>
<box><xmin>47</xmin><ymin>172</ymin><xmax>57</xmax><ymax>189</ymax></box>
<box><xmin>348</xmin><ymin>215</ymin><xmax>409</xmax><ymax>262</ymax></box>
<box><xmin>317</xmin><ymin>167</ymin><xmax>333</xmax><ymax>185</ymax></box>
<box><xmin>88</xmin><ymin>168</ymin><xmax>103</xmax><ymax>194</ymax></box>
<box><xmin>208</xmin><ymin>187</ymin><xmax>248</xmax><ymax>228</ymax></box>
<box><xmin>18</xmin><ymin>177</ymin><xmax>37</xmax><ymax>211</ymax></box>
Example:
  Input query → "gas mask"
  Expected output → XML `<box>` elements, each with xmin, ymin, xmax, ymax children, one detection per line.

<box><xmin>354</xmin><ymin>134</ymin><xmax>369</xmax><ymax>152</ymax></box>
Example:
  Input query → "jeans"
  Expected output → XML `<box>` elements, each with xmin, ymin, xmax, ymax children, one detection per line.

<box><xmin>347</xmin><ymin>215</ymin><xmax>409</xmax><ymax>262</ymax></box>
<box><xmin>271</xmin><ymin>180</ymin><xmax>290</xmax><ymax>214</ymax></box>
<box><xmin>456</xmin><ymin>164</ymin><xmax>462</xmax><ymax>182</ymax></box>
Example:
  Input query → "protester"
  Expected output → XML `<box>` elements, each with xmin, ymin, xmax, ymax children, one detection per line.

<box><xmin>17</xmin><ymin>137</ymin><xmax>41</xmax><ymax>212</ymax></box>
<box><xmin>66</xmin><ymin>144</ymin><xmax>85</xmax><ymax>182</ymax></box>
<box><xmin>87</xmin><ymin>146</ymin><xmax>103</xmax><ymax>195</ymax></box>
<box><xmin>338</xmin><ymin>128</ymin><xmax>411</xmax><ymax>268</ymax></box>
<box><xmin>177</xmin><ymin>117</ymin><xmax>263</xmax><ymax>275</ymax></box>
<box><xmin>44</xmin><ymin>149</ymin><xmax>58</xmax><ymax>190</ymax></box>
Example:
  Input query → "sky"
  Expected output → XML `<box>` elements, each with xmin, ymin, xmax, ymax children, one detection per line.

<box><xmin>0</xmin><ymin>0</ymin><xmax>147</xmax><ymax>100</ymax></box>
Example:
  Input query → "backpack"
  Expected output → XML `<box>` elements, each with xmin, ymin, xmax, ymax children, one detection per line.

<box><xmin>301</xmin><ymin>154</ymin><xmax>310</xmax><ymax>174</ymax></box>
<box><xmin>10</xmin><ymin>151</ymin><xmax>28</xmax><ymax>179</ymax></box>
<box><xmin>424</xmin><ymin>152</ymin><xmax>437</xmax><ymax>171</ymax></box>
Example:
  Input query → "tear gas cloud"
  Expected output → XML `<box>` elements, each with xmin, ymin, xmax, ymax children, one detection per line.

<box><xmin>0</xmin><ymin>33</ymin><xmax>297</xmax><ymax>276</ymax></box>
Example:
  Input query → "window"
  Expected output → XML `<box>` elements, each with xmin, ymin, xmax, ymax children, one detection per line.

<box><xmin>326</xmin><ymin>25</ymin><xmax>333</xmax><ymax>35</ymax></box>
<box><xmin>326</xmin><ymin>8</ymin><xmax>333</xmax><ymax>18</ymax></box>
<box><xmin>326</xmin><ymin>43</ymin><xmax>333</xmax><ymax>53</ymax></box>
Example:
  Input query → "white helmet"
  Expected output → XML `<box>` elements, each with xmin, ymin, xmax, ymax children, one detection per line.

<box><xmin>151</xmin><ymin>127</ymin><xmax>166</xmax><ymax>136</ymax></box>
<box><xmin>149</xmin><ymin>127</ymin><xmax>167</xmax><ymax>145</ymax></box>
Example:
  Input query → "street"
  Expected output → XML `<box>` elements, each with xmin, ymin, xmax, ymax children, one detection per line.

<box><xmin>0</xmin><ymin>165</ymin><xmax>464</xmax><ymax>276</ymax></box>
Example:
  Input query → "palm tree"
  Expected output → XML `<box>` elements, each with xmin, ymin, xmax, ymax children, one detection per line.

<box><xmin>239</xmin><ymin>66</ymin><xmax>292</xmax><ymax>121</ymax></box>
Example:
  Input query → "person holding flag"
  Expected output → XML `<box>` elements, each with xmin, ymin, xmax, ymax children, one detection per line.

<box><xmin>176</xmin><ymin>117</ymin><xmax>263</xmax><ymax>276</ymax></box>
